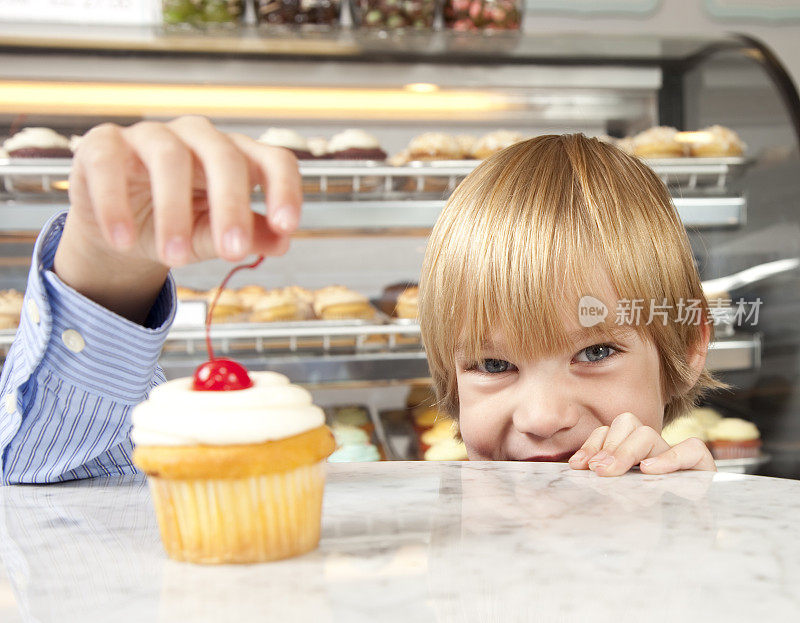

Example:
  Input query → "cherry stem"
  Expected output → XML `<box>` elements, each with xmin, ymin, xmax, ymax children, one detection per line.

<box><xmin>205</xmin><ymin>255</ymin><xmax>265</xmax><ymax>361</ymax></box>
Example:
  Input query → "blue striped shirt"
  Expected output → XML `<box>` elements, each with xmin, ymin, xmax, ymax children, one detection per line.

<box><xmin>0</xmin><ymin>212</ymin><xmax>175</xmax><ymax>484</ymax></box>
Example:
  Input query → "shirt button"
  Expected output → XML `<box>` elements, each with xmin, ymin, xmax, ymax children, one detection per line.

<box><xmin>3</xmin><ymin>391</ymin><xmax>16</xmax><ymax>414</ymax></box>
<box><xmin>26</xmin><ymin>299</ymin><xmax>40</xmax><ymax>324</ymax></box>
<box><xmin>61</xmin><ymin>329</ymin><xmax>85</xmax><ymax>353</ymax></box>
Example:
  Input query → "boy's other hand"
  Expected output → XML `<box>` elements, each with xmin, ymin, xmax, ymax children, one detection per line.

<box><xmin>54</xmin><ymin>116</ymin><xmax>302</xmax><ymax>323</ymax></box>
<box><xmin>567</xmin><ymin>412</ymin><xmax>716</xmax><ymax>476</ymax></box>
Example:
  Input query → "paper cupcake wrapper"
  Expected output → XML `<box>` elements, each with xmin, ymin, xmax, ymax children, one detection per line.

<box><xmin>148</xmin><ymin>461</ymin><xmax>325</xmax><ymax>564</ymax></box>
<box><xmin>710</xmin><ymin>442</ymin><xmax>761</xmax><ymax>460</ymax></box>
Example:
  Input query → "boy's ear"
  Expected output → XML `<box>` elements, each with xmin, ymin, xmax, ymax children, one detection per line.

<box><xmin>683</xmin><ymin>321</ymin><xmax>711</xmax><ymax>390</ymax></box>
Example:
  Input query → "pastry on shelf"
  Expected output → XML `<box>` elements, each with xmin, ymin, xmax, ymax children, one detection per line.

<box><xmin>0</xmin><ymin>289</ymin><xmax>23</xmax><ymax>330</ymax></box>
<box><xmin>257</xmin><ymin>127</ymin><xmax>316</xmax><ymax>160</ymax></box>
<box><xmin>236</xmin><ymin>285</ymin><xmax>269</xmax><ymax>312</ymax></box>
<box><xmin>686</xmin><ymin>125</ymin><xmax>746</xmax><ymax>158</ymax></box>
<box><xmin>706</xmin><ymin>418</ymin><xmax>762</xmax><ymax>460</ymax></box>
<box><xmin>424</xmin><ymin>438</ymin><xmax>468</xmax><ymax>460</ymax></box>
<box><xmin>377</xmin><ymin>281</ymin><xmax>417</xmax><ymax>316</ymax></box>
<box><xmin>471</xmin><ymin>130</ymin><xmax>526</xmax><ymax>159</ymax></box>
<box><xmin>327</xmin><ymin>129</ymin><xmax>387</xmax><ymax>161</ymax></box>
<box><xmin>331</xmin><ymin>405</ymin><xmax>374</xmax><ymax>436</ymax></box>
<box><xmin>660</xmin><ymin>416</ymin><xmax>708</xmax><ymax>447</ymax></box>
<box><xmin>407</xmin><ymin>132</ymin><xmax>465</xmax><ymax>161</ymax></box>
<box><xmin>313</xmin><ymin>285</ymin><xmax>375</xmax><ymax>320</ymax></box>
<box><xmin>307</xmin><ymin>136</ymin><xmax>331</xmax><ymax>159</ymax></box>
<box><xmin>3</xmin><ymin>127</ymin><xmax>72</xmax><ymax>159</ymax></box>
<box><xmin>175</xmin><ymin>286</ymin><xmax>205</xmax><ymax>301</ymax></box>
<box><xmin>395</xmin><ymin>285</ymin><xmax>419</xmax><ymax>320</ymax></box>
<box><xmin>249</xmin><ymin>288</ymin><xmax>303</xmax><ymax>322</ymax></box>
<box><xmin>205</xmin><ymin>287</ymin><xmax>245</xmax><ymax>323</ymax></box>
<box><xmin>631</xmin><ymin>126</ymin><xmax>687</xmax><ymax>159</ymax></box>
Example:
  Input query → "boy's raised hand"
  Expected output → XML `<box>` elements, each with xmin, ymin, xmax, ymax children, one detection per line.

<box><xmin>568</xmin><ymin>412</ymin><xmax>716</xmax><ymax>476</ymax></box>
<box><xmin>53</xmin><ymin>116</ymin><xmax>302</xmax><ymax>324</ymax></box>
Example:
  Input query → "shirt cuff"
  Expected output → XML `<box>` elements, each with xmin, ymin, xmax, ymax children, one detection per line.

<box><xmin>35</xmin><ymin>212</ymin><xmax>175</xmax><ymax>403</ymax></box>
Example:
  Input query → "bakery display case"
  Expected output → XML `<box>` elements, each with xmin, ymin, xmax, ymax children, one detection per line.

<box><xmin>0</xmin><ymin>26</ymin><xmax>799</xmax><ymax>473</ymax></box>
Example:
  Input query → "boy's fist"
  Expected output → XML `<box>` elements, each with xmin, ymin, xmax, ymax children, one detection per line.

<box><xmin>568</xmin><ymin>412</ymin><xmax>716</xmax><ymax>476</ymax></box>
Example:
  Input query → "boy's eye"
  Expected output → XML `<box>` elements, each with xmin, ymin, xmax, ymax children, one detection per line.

<box><xmin>574</xmin><ymin>344</ymin><xmax>617</xmax><ymax>364</ymax></box>
<box><xmin>476</xmin><ymin>359</ymin><xmax>518</xmax><ymax>374</ymax></box>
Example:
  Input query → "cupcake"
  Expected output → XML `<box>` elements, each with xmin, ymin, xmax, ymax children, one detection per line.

<box><xmin>471</xmin><ymin>130</ymin><xmax>526</xmax><ymax>160</ymax></box>
<box><xmin>328</xmin><ymin>443</ymin><xmax>381</xmax><ymax>462</ymax></box>
<box><xmin>257</xmin><ymin>128</ymin><xmax>315</xmax><ymax>160</ymax></box>
<box><xmin>424</xmin><ymin>438</ymin><xmax>468</xmax><ymax>461</ymax></box>
<box><xmin>412</xmin><ymin>404</ymin><xmax>447</xmax><ymax>434</ymax></box>
<box><xmin>395</xmin><ymin>285</ymin><xmax>419</xmax><ymax>320</ymax></box>
<box><xmin>313</xmin><ymin>285</ymin><xmax>375</xmax><ymax>320</ymax></box>
<box><xmin>687</xmin><ymin>125</ymin><xmax>746</xmax><ymax>158</ymax></box>
<box><xmin>327</xmin><ymin>129</ymin><xmax>387</xmax><ymax>160</ymax></box>
<box><xmin>284</xmin><ymin>286</ymin><xmax>315</xmax><ymax>320</ymax></box>
<box><xmin>249</xmin><ymin>288</ymin><xmax>302</xmax><ymax>322</ymax></box>
<box><xmin>307</xmin><ymin>137</ymin><xmax>330</xmax><ymax>160</ymax></box>
<box><xmin>420</xmin><ymin>418</ymin><xmax>459</xmax><ymax>456</ymax></box>
<box><xmin>660</xmin><ymin>416</ymin><xmax>708</xmax><ymax>447</ymax></box>
<box><xmin>331</xmin><ymin>405</ymin><xmax>373</xmax><ymax>435</ymax></box>
<box><xmin>688</xmin><ymin>406</ymin><xmax>724</xmax><ymax>432</ymax></box>
<box><xmin>631</xmin><ymin>126</ymin><xmax>687</xmax><ymax>159</ymax></box>
<box><xmin>332</xmin><ymin>424</ymin><xmax>370</xmax><ymax>446</ymax></box>
<box><xmin>3</xmin><ymin>127</ymin><xmax>72</xmax><ymax>158</ymax></box>
<box><xmin>455</xmin><ymin>135</ymin><xmax>477</xmax><ymax>159</ymax></box>
<box><xmin>131</xmin><ymin>369</ymin><xmax>335</xmax><ymax>563</ymax></box>
<box><xmin>707</xmin><ymin>418</ymin><xmax>762</xmax><ymax>460</ymax></box>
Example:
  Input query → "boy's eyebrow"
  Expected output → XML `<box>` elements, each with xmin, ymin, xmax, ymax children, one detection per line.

<box><xmin>566</xmin><ymin>326</ymin><xmax>636</xmax><ymax>345</ymax></box>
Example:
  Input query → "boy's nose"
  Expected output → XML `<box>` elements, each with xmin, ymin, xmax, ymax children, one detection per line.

<box><xmin>511</xmin><ymin>378</ymin><xmax>579</xmax><ymax>439</ymax></box>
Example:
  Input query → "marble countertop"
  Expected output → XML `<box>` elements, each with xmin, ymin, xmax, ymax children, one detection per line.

<box><xmin>1</xmin><ymin>462</ymin><xmax>799</xmax><ymax>622</ymax></box>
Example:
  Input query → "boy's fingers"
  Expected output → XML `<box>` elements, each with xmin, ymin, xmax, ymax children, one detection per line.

<box><xmin>591</xmin><ymin>426</ymin><xmax>668</xmax><ymax>477</ymax></box>
<box><xmin>124</xmin><ymin>122</ymin><xmax>194</xmax><ymax>266</ymax></box>
<box><xmin>569</xmin><ymin>426</ymin><xmax>609</xmax><ymax>470</ymax></box>
<box><xmin>639</xmin><ymin>438</ymin><xmax>717</xmax><ymax>474</ymax></box>
<box><xmin>73</xmin><ymin>124</ymin><xmax>135</xmax><ymax>251</ymax></box>
<box><xmin>597</xmin><ymin>411</ymin><xmax>642</xmax><ymax>455</ymax></box>
<box><xmin>228</xmin><ymin>133</ymin><xmax>302</xmax><ymax>235</ymax></box>
<box><xmin>167</xmin><ymin>116</ymin><xmax>254</xmax><ymax>262</ymax></box>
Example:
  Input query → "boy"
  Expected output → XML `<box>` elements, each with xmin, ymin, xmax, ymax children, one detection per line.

<box><xmin>0</xmin><ymin>118</ymin><xmax>716</xmax><ymax>484</ymax></box>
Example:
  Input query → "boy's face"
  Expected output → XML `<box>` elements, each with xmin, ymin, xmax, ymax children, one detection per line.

<box><xmin>455</xmin><ymin>305</ymin><xmax>666</xmax><ymax>462</ymax></box>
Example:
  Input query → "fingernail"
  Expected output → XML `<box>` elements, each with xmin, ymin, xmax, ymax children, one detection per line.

<box><xmin>164</xmin><ymin>236</ymin><xmax>188</xmax><ymax>266</ymax></box>
<box><xmin>640</xmin><ymin>458</ymin><xmax>657</xmax><ymax>468</ymax></box>
<box><xmin>272</xmin><ymin>205</ymin><xmax>297</xmax><ymax>233</ymax></box>
<box><xmin>589</xmin><ymin>453</ymin><xmax>614</xmax><ymax>468</ymax></box>
<box><xmin>222</xmin><ymin>227</ymin><xmax>246</xmax><ymax>258</ymax></box>
<box><xmin>569</xmin><ymin>450</ymin><xmax>585</xmax><ymax>463</ymax></box>
<box><xmin>111</xmin><ymin>223</ymin><xmax>133</xmax><ymax>249</ymax></box>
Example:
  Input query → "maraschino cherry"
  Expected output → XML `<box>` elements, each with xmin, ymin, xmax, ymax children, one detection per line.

<box><xmin>192</xmin><ymin>255</ymin><xmax>265</xmax><ymax>392</ymax></box>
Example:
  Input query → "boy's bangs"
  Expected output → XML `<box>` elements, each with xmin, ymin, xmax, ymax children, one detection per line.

<box><xmin>447</xmin><ymin>200</ymin><xmax>636</xmax><ymax>365</ymax></box>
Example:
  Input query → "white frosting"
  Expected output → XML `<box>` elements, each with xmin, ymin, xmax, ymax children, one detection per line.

<box><xmin>0</xmin><ymin>147</ymin><xmax>7</xmax><ymax>158</ymax></box>
<box><xmin>328</xmin><ymin>129</ymin><xmax>380</xmax><ymax>152</ymax></box>
<box><xmin>131</xmin><ymin>371</ymin><xmax>325</xmax><ymax>446</ymax></box>
<box><xmin>307</xmin><ymin>137</ymin><xmax>329</xmax><ymax>157</ymax></box>
<box><xmin>257</xmin><ymin>128</ymin><xmax>308</xmax><ymax>152</ymax></box>
<box><xmin>3</xmin><ymin>127</ymin><xmax>71</xmax><ymax>151</ymax></box>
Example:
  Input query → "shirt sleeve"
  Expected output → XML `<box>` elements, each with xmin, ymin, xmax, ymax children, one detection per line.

<box><xmin>0</xmin><ymin>212</ymin><xmax>175</xmax><ymax>484</ymax></box>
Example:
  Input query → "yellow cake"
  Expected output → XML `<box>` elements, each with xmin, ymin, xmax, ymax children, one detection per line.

<box><xmin>132</xmin><ymin>370</ymin><xmax>335</xmax><ymax>564</ymax></box>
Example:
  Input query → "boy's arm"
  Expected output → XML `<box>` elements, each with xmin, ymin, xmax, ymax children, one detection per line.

<box><xmin>1</xmin><ymin>117</ymin><xmax>302</xmax><ymax>484</ymax></box>
<box><xmin>0</xmin><ymin>212</ymin><xmax>173</xmax><ymax>483</ymax></box>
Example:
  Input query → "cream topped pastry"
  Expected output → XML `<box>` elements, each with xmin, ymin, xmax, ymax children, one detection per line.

<box><xmin>131</xmin><ymin>371</ymin><xmax>325</xmax><ymax>446</ymax></box>
<box><xmin>4</xmin><ymin>127</ymin><xmax>72</xmax><ymax>157</ymax></box>
<box><xmin>327</xmin><ymin>129</ymin><xmax>387</xmax><ymax>160</ymax></box>
<box><xmin>257</xmin><ymin>127</ymin><xmax>314</xmax><ymax>160</ymax></box>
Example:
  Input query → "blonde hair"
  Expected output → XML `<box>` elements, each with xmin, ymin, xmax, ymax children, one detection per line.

<box><xmin>419</xmin><ymin>134</ymin><xmax>722</xmax><ymax>426</ymax></box>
